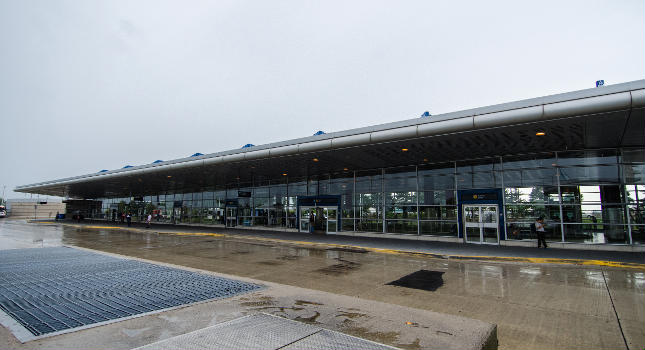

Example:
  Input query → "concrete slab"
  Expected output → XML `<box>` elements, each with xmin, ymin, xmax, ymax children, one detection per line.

<box><xmin>2</xmin><ymin>220</ymin><xmax>644</xmax><ymax>350</ymax></box>
<box><xmin>0</xmin><ymin>245</ymin><xmax>498</xmax><ymax>350</ymax></box>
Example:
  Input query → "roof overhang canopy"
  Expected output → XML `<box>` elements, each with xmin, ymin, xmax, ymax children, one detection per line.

<box><xmin>16</xmin><ymin>80</ymin><xmax>645</xmax><ymax>199</ymax></box>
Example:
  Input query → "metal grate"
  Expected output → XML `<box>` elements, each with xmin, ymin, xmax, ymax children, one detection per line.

<box><xmin>133</xmin><ymin>313</ymin><xmax>400</xmax><ymax>350</ymax></box>
<box><xmin>0</xmin><ymin>247</ymin><xmax>262</xmax><ymax>336</ymax></box>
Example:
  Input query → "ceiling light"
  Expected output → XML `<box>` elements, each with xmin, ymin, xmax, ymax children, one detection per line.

<box><xmin>282</xmin><ymin>173</ymin><xmax>288</xmax><ymax>176</ymax></box>
<box><xmin>535</xmin><ymin>131</ymin><xmax>546</xmax><ymax>136</ymax></box>
<box><xmin>167</xmin><ymin>175</ymin><xmax>172</xmax><ymax>178</ymax></box>
<box><xmin>343</xmin><ymin>167</ymin><xmax>349</xmax><ymax>171</ymax></box>
<box><xmin>401</xmin><ymin>148</ymin><xmax>409</xmax><ymax>152</ymax></box>
<box><xmin>313</xmin><ymin>158</ymin><xmax>319</xmax><ymax>162</ymax></box>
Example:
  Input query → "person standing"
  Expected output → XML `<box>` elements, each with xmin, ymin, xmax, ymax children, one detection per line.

<box><xmin>309</xmin><ymin>212</ymin><xmax>315</xmax><ymax>233</ymax></box>
<box><xmin>146</xmin><ymin>213</ymin><xmax>152</xmax><ymax>228</ymax></box>
<box><xmin>126</xmin><ymin>212</ymin><xmax>132</xmax><ymax>227</ymax></box>
<box><xmin>535</xmin><ymin>217</ymin><xmax>547</xmax><ymax>248</ymax></box>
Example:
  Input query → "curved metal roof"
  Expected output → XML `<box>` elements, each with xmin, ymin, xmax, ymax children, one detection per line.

<box><xmin>15</xmin><ymin>80</ymin><xmax>645</xmax><ymax>197</ymax></box>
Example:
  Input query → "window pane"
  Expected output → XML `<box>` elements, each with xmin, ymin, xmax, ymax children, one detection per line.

<box><xmin>356</xmin><ymin>220</ymin><xmax>382</xmax><ymax>232</ymax></box>
<box><xmin>632</xmin><ymin>226</ymin><xmax>645</xmax><ymax>244</ymax></box>
<box><xmin>629</xmin><ymin>205</ymin><xmax>645</xmax><ymax>225</ymax></box>
<box><xmin>420</xmin><ymin>221</ymin><xmax>457</xmax><ymax>236</ymax></box>
<box><xmin>502</xmin><ymin>153</ymin><xmax>557</xmax><ymax>169</ymax></box>
<box><xmin>385</xmin><ymin>206</ymin><xmax>417</xmax><ymax>219</ymax></box>
<box><xmin>563</xmin><ymin>224</ymin><xmax>628</xmax><ymax>244</ymax></box>
<box><xmin>505</xmin><ymin>205</ymin><xmax>561</xmax><ymax>222</ymax></box>
<box><xmin>456</xmin><ymin>171</ymin><xmax>502</xmax><ymax>189</ymax></box>
<box><xmin>356</xmin><ymin>170</ymin><xmax>382</xmax><ymax>193</ymax></box>
<box><xmin>418</xmin><ymin>163</ymin><xmax>454</xmax><ymax>191</ymax></box>
<box><xmin>505</xmin><ymin>187</ymin><xmax>560</xmax><ymax>204</ymax></box>
<box><xmin>384</xmin><ymin>167</ymin><xmax>416</xmax><ymax>192</ymax></box>
<box><xmin>561</xmin><ymin>205</ymin><xmax>626</xmax><ymax>224</ymax></box>
<box><xmin>557</xmin><ymin>150</ymin><xmax>617</xmax><ymax>166</ymax></box>
<box><xmin>622</xmin><ymin>164</ymin><xmax>645</xmax><ymax>185</ymax></box>
<box><xmin>386</xmin><ymin>220</ymin><xmax>418</xmax><ymax>234</ymax></box>
<box><xmin>386</xmin><ymin>192</ymin><xmax>417</xmax><ymax>204</ymax></box>
<box><xmin>558</xmin><ymin>165</ymin><xmax>619</xmax><ymax>184</ymax></box>
<box><xmin>503</xmin><ymin>168</ymin><xmax>557</xmax><ymax>187</ymax></box>
<box><xmin>420</xmin><ymin>190</ymin><xmax>456</xmax><ymax>205</ymax></box>
<box><xmin>419</xmin><ymin>206</ymin><xmax>457</xmax><ymax>220</ymax></box>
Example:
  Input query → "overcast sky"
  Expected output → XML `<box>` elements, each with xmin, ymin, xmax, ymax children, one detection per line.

<box><xmin>1</xmin><ymin>0</ymin><xmax>643</xmax><ymax>200</ymax></box>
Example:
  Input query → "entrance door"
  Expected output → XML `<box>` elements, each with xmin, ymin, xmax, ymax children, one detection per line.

<box><xmin>463</xmin><ymin>205</ymin><xmax>499</xmax><ymax>244</ymax></box>
<box><xmin>324</xmin><ymin>207</ymin><xmax>337</xmax><ymax>234</ymax></box>
<box><xmin>300</xmin><ymin>207</ymin><xmax>313</xmax><ymax>232</ymax></box>
<box><xmin>225</xmin><ymin>207</ymin><xmax>237</xmax><ymax>228</ymax></box>
<box><xmin>299</xmin><ymin>206</ymin><xmax>337</xmax><ymax>234</ymax></box>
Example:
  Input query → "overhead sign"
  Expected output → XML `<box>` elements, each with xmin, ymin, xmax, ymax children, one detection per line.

<box><xmin>460</xmin><ymin>192</ymin><xmax>498</xmax><ymax>201</ymax></box>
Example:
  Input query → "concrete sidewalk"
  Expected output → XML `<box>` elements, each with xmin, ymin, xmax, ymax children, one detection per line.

<box><xmin>58</xmin><ymin>220</ymin><xmax>645</xmax><ymax>268</ymax></box>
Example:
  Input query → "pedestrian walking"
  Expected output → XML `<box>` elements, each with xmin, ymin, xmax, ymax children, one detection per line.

<box><xmin>126</xmin><ymin>212</ymin><xmax>132</xmax><ymax>227</ymax></box>
<box><xmin>535</xmin><ymin>216</ymin><xmax>547</xmax><ymax>248</ymax></box>
<box><xmin>146</xmin><ymin>213</ymin><xmax>152</xmax><ymax>228</ymax></box>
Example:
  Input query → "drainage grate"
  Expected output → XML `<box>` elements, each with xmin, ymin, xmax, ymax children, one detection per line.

<box><xmin>386</xmin><ymin>270</ymin><xmax>445</xmax><ymax>292</ymax></box>
<box><xmin>133</xmin><ymin>313</ymin><xmax>401</xmax><ymax>350</ymax></box>
<box><xmin>0</xmin><ymin>247</ymin><xmax>262</xmax><ymax>337</ymax></box>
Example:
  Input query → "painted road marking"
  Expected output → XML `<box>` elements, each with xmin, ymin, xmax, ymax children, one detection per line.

<box><xmin>57</xmin><ymin>223</ymin><xmax>645</xmax><ymax>270</ymax></box>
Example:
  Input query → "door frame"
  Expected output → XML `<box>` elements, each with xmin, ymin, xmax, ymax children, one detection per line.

<box><xmin>463</xmin><ymin>204</ymin><xmax>500</xmax><ymax>244</ymax></box>
<box><xmin>457</xmin><ymin>189</ymin><xmax>505</xmax><ymax>244</ymax></box>
<box><xmin>296</xmin><ymin>195</ymin><xmax>341</xmax><ymax>234</ymax></box>
<box><xmin>298</xmin><ymin>205</ymin><xmax>338</xmax><ymax>234</ymax></box>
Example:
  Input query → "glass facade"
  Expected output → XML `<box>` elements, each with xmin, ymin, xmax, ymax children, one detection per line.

<box><xmin>93</xmin><ymin>147</ymin><xmax>644</xmax><ymax>246</ymax></box>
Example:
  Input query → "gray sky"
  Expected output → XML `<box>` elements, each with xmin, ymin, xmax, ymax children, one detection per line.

<box><xmin>1</xmin><ymin>0</ymin><xmax>643</xmax><ymax>200</ymax></box>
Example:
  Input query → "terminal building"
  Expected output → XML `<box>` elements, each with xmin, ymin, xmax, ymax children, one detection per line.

<box><xmin>15</xmin><ymin>80</ymin><xmax>645</xmax><ymax>250</ymax></box>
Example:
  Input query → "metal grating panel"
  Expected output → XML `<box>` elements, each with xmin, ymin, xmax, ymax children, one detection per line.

<box><xmin>282</xmin><ymin>329</ymin><xmax>400</xmax><ymax>350</ymax></box>
<box><xmin>134</xmin><ymin>313</ymin><xmax>400</xmax><ymax>350</ymax></box>
<box><xmin>135</xmin><ymin>313</ymin><xmax>321</xmax><ymax>350</ymax></box>
<box><xmin>0</xmin><ymin>247</ymin><xmax>262</xmax><ymax>336</ymax></box>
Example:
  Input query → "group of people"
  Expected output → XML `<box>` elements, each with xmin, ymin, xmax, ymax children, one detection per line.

<box><xmin>111</xmin><ymin>211</ymin><xmax>153</xmax><ymax>227</ymax></box>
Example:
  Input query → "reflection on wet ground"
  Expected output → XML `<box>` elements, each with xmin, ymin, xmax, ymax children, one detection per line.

<box><xmin>1</xmin><ymin>220</ymin><xmax>644</xmax><ymax>350</ymax></box>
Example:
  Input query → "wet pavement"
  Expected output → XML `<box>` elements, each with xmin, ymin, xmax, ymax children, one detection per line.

<box><xmin>1</xmin><ymin>219</ymin><xmax>644</xmax><ymax>349</ymax></box>
<box><xmin>71</xmin><ymin>220</ymin><xmax>645</xmax><ymax>265</ymax></box>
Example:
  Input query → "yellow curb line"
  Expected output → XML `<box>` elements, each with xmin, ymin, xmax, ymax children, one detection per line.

<box><xmin>59</xmin><ymin>223</ymin><xmax>645</xmax><ymax>270</ymax></box>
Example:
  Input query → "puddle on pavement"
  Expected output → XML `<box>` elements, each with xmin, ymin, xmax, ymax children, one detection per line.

<box><xmin>315</xmin><ymin>259</ymin><xmax>362</xmax><ymax>275</ymax></box>
<box><xmin>277</xmin><ymin>255</ymin><xmax>300</xmax><ymax>261</ymax></box>
<box><xmin>336</xmin><ymin>310</ymin><xmax>367</xmax><ymax>319</ymax></box>
<box><xmin>256</xmin><ymin>260</ymin><xmax>284</xmax><ymax>266</ymax></box>
<box><xmin>326</xmin><ymin>247</ymin><xmax>369</xmax><ymax>254</ymax></box>
<box><xmin>238</xmin><ymin>296</ymin><xmax>275</xmax><ymax>307</ymax></box>
<box><xmin>294</xmin><ymin>311</ymin><xmax>321</xmax><ymax>324</ymax></box>
<box><xmin>341</xmin><ymin>327</ymin><xmax>402</xmax><ymax>347</ymax></box>
<box><xmin>387</xmin><ymin>270</ymin><xmax>445</xmax><ymax>292</ymax></box>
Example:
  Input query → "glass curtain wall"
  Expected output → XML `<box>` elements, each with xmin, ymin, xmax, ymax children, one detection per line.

<box><xmin>355</xmin><ymin>170</ymin><xmax>383</xmax><ymax>233</ymax></box>
<box><xmin>384</xmin><ymin>166</ymin><xmax>418</xmax><ymax>234</ymax></box>
<box><xmin>503</xmin><ymin>153</ymin><xmax>562</xmax><ymax>241</ymax></box>
<box><xmin>93</xmin><ymin>147</ymin><xmax>643</xmax><ymax>245</ymax></box>
<box><xmin>418</xmin><ymin>162</ymin><xmax>457</xmax><ymax>236</ymax></box>
<box><xmin>330</xmin><ymin>172</ymin><xmax>354</xmax><ymax>231</ymax></box>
